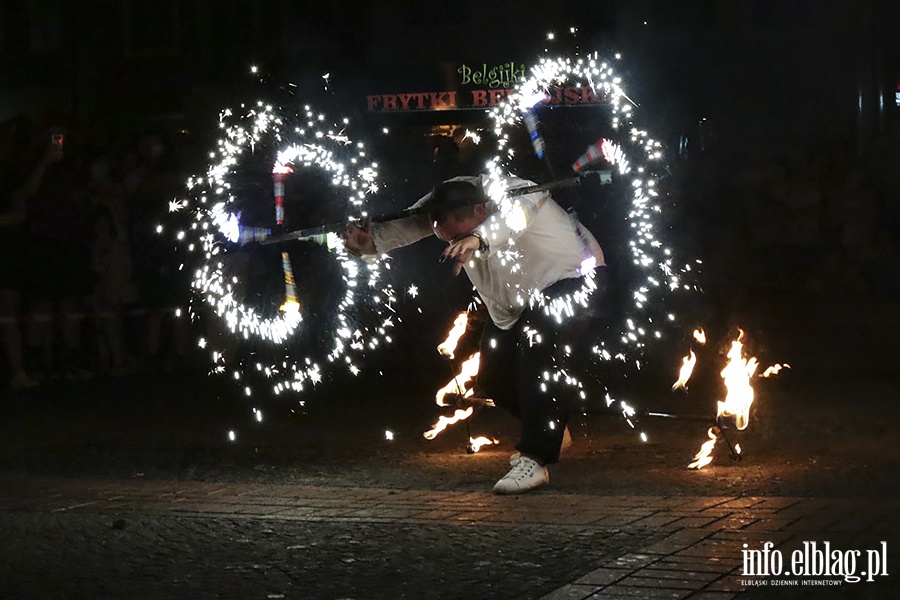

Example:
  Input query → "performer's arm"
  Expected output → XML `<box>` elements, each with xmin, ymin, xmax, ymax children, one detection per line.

<box><xmin>343</xmin><ymin>192</ymin><xmax>435</xmax><ymax>258</ymax></box>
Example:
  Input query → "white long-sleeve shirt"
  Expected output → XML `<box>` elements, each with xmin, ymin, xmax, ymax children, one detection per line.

<box><xmin>371</xmin><ymin>175</ymin><xmax>605</xmax><ymax>330</ymax></box>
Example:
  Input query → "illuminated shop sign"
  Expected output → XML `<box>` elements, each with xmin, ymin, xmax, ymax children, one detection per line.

<box><xmin>366</xmin><ymin>61</ymin><xmax>607</xmax><ymax>112</ymax></box>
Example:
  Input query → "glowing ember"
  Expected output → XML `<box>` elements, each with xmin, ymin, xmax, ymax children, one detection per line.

<box><xmin>423</xmin><ymin>407</ymin><xmax>474</xmax><ymax>440</ymax></box>
<box><xmin>693</xmin><ymin>328</ymin><xmax>707</xmax><ymax>345</ymax></box>
<box><xmin>437</xmin><ymin>312</ymin><xmax>469</xmax><ymax>359</ymax></box>
<box><xmin>687</xmin><ymin>427</ymin><xmax>717</xmax><ymax>469</ymax></box>
<box><xmin>672</xmin><ymin>350</ymin><xmax>697</xmax><ymax>390</ymax></box>
<box><xmin>434</xmin><ymin>352</ymin><xmax>481</xmax><ymax>406</ymax></box>
<box><xmin>468</xmin><ymin>436</ymin><xmax>499</xmax><ymax>452</ymax></box>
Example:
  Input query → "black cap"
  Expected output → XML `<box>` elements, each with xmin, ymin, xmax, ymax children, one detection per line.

<box><xmin>420</xmin><ymin>180</ymin><xmax>489</xmax><ymax>215</ymax></box>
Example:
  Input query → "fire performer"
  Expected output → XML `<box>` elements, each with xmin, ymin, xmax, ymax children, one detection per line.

<box><xmin>343</xmin><ymin>176</ymin><xmax>606</xmax><ymax>494</ymax></box>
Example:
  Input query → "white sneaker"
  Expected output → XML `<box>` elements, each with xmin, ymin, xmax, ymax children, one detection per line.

<box><xmin>493</xmin><ymin>455</ymin><xmax>549</xmax><ymax>495</ymax></box>
<box><xmin>509</xmin><ymin>427</ymin><xmax>572</xmax><ymax>466</ymax></box>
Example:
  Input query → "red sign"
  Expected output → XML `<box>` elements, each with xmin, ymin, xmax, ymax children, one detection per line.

<box><xmin>366</xmin><ymin>86</ymin><xmax>606</xmax><ymax>112</ymax></box>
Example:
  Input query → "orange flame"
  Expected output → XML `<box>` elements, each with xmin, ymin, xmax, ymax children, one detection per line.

<box><xmin>437</xmin><ymin>312</ymin><xmax>469</xmax><ymax>359</ymax></box>
<box><xmin>687</xmin><ymin>427</ymin><xmax>718</xmax><ymax>469</ymax></box>
<box><xmin>672</xmin><ymin>350</ymin><xmax>697</xmax><ymax>390</ymax></box>
<box><xmin>693</xmin><ymin>328</ymin><xmax>707</xmax><ymax>345</ymax></box>
<box><xmin>423</xmin><ymin>407</ymin><xmax>474</xmax><ymax>440</ymax></box>
<box><xmin>468</xmin><ymin>436</ymin><xmax>499</xmax><ymax>452</ymax></box>
<box><xmin>435</xmin><ymin>352</ymin><xmax>480</xmax><ymax>406</ymax></box>
<box><xmin>685</xmin><ymin>329</ymin><xmax>788</xmax><ymax>469</ymax></box>
<box><xmin>716</xmin><ymin>330</ymin><xmax>758</xmax><ymax>431</ymax></box>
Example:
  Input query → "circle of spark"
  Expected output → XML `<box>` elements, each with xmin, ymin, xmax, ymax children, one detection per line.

<box><xmin>475</xmin><ymin>53</ymin><xmax>699</xmax><ymax>432</ymax></box>
<box><xmin>483</xmin><ymin>53</ymin><xmax>696</xmax><ymax>363</ymax></box>
<box><xmin>175</xmin><ymin>102</ymin><xmax>395</xmax><ymax>397</ymax></box>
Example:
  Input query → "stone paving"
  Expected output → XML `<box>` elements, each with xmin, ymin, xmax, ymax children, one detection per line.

<box><xmin>2</xmin><ymin>476</ymin><xmax>897</xmax><ymax>598</ymax></box>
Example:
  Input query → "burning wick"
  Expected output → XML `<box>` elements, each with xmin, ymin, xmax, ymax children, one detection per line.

<box><xmin>687</xmin><ymin>427</ymin><xmax>718</xmax><ymax>470</ymax></box>
<box><xmin>437</xmin><ymin>312</ymin><xmax>468</xmax><ymax>359</ymax></box>
<box><xmin>686</xmin><ymin>329</ymin><xmax>787</xmax><ymax>469</ymax></box>
<box><xmin>467</xmin><ymin>436</ymin><xmax>499</xmax><ymax>453</ymax></box>
<box><xmin>760</xmin><ymin>364</ymin><xmax>790</xmax><ymax>378</ymax></box>
<box><xmin>434</xmin><ymin>353</ymin><xmax>480</xmax><ymax>406</ymax></box>
<box><xmin>672</xmin><ymin>350</ymin><xmax>697</xmax><ymax>390</ymax></box>
<box><xmin>423</xmin><ymin>408</ymin><xmax>474</xmax><ymax>440</ymax></box>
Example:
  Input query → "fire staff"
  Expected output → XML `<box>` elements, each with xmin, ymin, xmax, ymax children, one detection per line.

<box><xmin>343</xmin><ymin>175</ymin><xmax>606</xmax><ymax>494</ymax></box>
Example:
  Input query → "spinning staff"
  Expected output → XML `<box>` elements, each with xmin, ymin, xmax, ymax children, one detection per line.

<box><xmin>272</xmin><ymin>164</ymin><xmax>300</xmax><ymax>314</ymax></box>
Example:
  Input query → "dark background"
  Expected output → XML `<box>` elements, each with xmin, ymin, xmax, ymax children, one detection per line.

<box><xmin>3</xmin><ymin>0</ymin><xmax>900</xmax><ymax>397</ymax></box>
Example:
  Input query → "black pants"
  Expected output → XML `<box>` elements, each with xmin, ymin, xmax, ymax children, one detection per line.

<box><xmin>476</xmin><ymin>270</ymin><xmax>607</xmax><ymax>465</ymax></box>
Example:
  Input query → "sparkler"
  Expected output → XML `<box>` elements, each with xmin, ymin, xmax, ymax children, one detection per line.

<box><xmin>171</xmin><ymin>102</ymin><xmax>395</xmax><ymax>400</ymax></box>
<box><xmin>454</xmin><ymin>52</ymin><xmax>699</xmax><ymax>449</ymax></box>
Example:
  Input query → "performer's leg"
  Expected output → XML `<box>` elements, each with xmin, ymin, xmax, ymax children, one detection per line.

<box><xmin>512</xmin><ymin>274</ymin><xmax>605</xmax><ymax>465</ymax></box>
<box><xmin>476</xmin><ymin>319</ymin><xmax>521</xmax><ymax>418</ymax></box>
<box><xmin>512</xmin><ymin>308</ymin><xmax>568</xmax><ymax>465</ymax></box>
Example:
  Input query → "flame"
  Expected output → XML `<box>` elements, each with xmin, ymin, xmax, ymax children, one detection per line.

<box><xmin>693</xmin><ymin>328</ymin><xmax>707</xmax><ymax>345</ymax></box>
<box><xmin>687</xmin><ymin>427</ymin><xmax>718</xmax><ymax>469</ymax></box>
<box><xmin>279</xmin><ymin>251</ymin><xmax>301</xmax><ymax>313</ymax></box>
<box><xmin>468</xmin><ymin>436</ymin><xmax>499</xmax><ymax>452</ymax></box>
<box><xmin>761</xmin><ymin>363</ymin><xmax>790</xmax><ymax>378</ymax></box>
<box><xmin>435</xmin><ymin>352</ymin><xmax>480</xmax><ymax>406</ymax></box>
<box><xmin>437</xmin><ymin>312</ymin><xmax>469</xmax><ymax>359</ymax></box>
<box><xmin>423</xmin><ymin>407</ymin><xmax>474</xmax><ymax>440</ymax></box>
<box><xmin>272</xmin><ymin>164</ymin><xmax>294</xmax><ymax>175</ymax></box>
<box><xmin>716</xmin><ymin>330</ymin><xmax>758</xmax><ymax>431</ymax></box>
<box><xmin>672</xmin><ymin>350</ymin><xmax>697</xmax><ymax>390</ymax></box>
<box><xmin>684</xmin><ymin>329</ymin><xmax>788</xmax><ymax>469</ymax></box>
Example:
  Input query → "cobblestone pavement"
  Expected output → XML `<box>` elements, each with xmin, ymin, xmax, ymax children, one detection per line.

<box><xmin>1</xmin><ymin>477</ymin><xmax>897</xmax><ymax>599</ymax></box>
<box><xmin>3</xmin><ymin>300</ymin><xmax>899</xmax><ymax>598</ymax></box>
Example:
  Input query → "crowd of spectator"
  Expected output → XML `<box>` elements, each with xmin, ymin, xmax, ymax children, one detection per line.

<box><xmin>1</xmin><ymin>115</ymin><xmax>192</xmax><ymax>391</ymax></box>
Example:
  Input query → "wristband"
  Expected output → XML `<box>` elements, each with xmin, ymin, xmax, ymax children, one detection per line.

<box><xmin>467</xmin><ymin>231</ymin><xmax>489</xmax><ymax>253</ymax></box>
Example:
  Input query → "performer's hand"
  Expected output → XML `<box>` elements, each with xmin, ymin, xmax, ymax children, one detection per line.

<box><xmin>343</xmin><ymin>217</ymin><xmax>375</xmax><ymax>257</ymax></box>
<box><xmin>441</xmin><ymin>234</ymin><xmax>481</xmax><ymax>276</ymax></box>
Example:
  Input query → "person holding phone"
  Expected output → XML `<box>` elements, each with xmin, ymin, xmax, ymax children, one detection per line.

<box><xmin>0</xmin><ymin>118</ymin><xmax>61</xmax><ymax>390</ymax></box>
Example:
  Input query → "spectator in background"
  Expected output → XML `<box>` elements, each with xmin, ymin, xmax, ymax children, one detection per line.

<box><xmin>87</xmin><ymin>204</ymin><xmax>135</xmax><ymax>375</ymax></box>
<box><xmin>24</xmin><ymin>123</ymin><xmax>92</xmax><ymax>379</ymax></box>
<box><xmin>127</xmin><ymin>133</ymin><xmax>189</xmax><ymax>369</ymax></box>
<box><xmin>0</xmin><ymin>117</ymin><xmax>61</xmax><ymax>390</ymax></box>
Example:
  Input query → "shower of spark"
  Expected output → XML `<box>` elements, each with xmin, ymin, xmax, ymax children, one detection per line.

<box><xmin>171</xmin><ymin>101</ymin><xmax>396</xmax><ymax>399</ymax></box>
<box><xmin>456</xmin><ymin>51</ymin><xmax>696</xmax><ymax>445</ymax></box>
